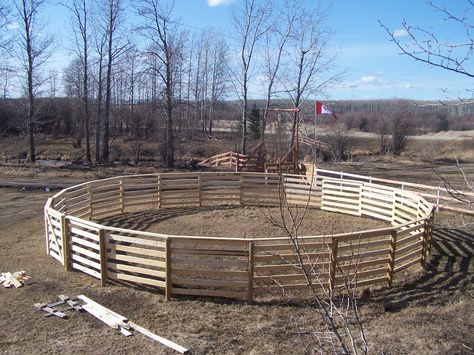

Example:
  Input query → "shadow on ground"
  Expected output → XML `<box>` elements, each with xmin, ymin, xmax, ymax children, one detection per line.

<box><xmin>370</xmin><ymin>225</ymin><xmax>474</xmax><ymax>310</ymax></box>
<box><xmin>99</xmin><ymin>209</ymin><xmax>473</xmax><ymax>309</ymax></box>
<box><xmin>98</xmin><ymin>206</ymin><xmax>238</xmax><ymax>232</ymax></box>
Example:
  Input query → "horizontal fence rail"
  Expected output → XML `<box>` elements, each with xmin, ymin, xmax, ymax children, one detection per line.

<box><xmin>305</xmin><ymin>164</ymin><xmax>474</xmax><ymax>216</ymax></box>
<box><xmin>44</xmin><ymin>170</ymin><xmax>435</xmax><ymax>302</ymax></box>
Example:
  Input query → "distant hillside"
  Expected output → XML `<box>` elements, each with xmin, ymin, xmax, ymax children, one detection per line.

<box><xmin>326</xmin><ymin>99</ymin><xmax>474</xmax><ymax>116</ymax></box>
<box><xmin>236</xmin><ymin>99</ymin><xmax>474</xmax><ymax>116</ymax></box>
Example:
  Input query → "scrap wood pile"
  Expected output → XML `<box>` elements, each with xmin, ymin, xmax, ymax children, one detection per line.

<box><xmin>1</xmin><ymin>271</ymin><xmax>30</xmax><ymax>288</ymax></box>
<box><xmin>35</xmin><ymin>294</ymin><xmax>190</xmax><ymax>354</ymax></box>
<box><xmin>34</xmin><ymin>295</ymin><xmax>83</xmax><ymax>318</ymax></box>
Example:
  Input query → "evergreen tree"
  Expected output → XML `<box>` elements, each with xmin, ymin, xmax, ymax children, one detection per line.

<box><xmin>248</xmin><ymin>104</ymin><xmax>261</xmax><ymax>140</ymax></box>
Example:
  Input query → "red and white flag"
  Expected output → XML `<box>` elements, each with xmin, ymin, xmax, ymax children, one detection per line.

<box><xmin>315</xmin><ymin>101</ymin><xmax>337</xmax><ymax>120</ymax></box>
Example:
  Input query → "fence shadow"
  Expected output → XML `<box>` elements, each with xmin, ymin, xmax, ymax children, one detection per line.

<box><xmin>369</xmin><ymin>224</ymin><xmax>474</xmax><ymax>310</ymax></box>
<box><xmin>97</xmin><ymin>205</ymin><xmax>239</xmax><ymax>232</ymax></box>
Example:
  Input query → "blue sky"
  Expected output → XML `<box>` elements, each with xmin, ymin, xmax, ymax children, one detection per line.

<box><xmin>326</xmin><ymin>0</ymin><xmax>473</xmax><ymax>100</ymax></box>
<box><xmin>17</xmin><ymin>0</ymin><xmax>474</xmax><ymax>100</ymax></box>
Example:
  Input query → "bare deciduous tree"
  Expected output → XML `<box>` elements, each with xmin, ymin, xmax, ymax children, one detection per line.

<box><xmin>260</xmin><ymin>0</ymin><xmax>296</xmax><ymax>139</ymax></box>
<box><xmin>285</xmin><ymin>1</ymin><xmax>341</xmax><ymax>149</ymax></box>
<box><xmin>377</xmin><ymin>101</ymin><xmax>412</xmax><ymax>156</ymax></box>
<box><xmin>376</xmin><ymin>115</ymin><xmax>390</xmax><ymax>155</ymax></box>
<box><xmin>13</xmin><ymin>0</ymin><xmax>54</xmax><ymax>162</ymax></box>
<box><xmin>207</xmin><ymin>35</ymin><xmax>228</xmax><ymax>135</ymax></box>
<box><xmin>0</xmin><ymin>2</ymin><xmax>13</xmax><ymax>98</ymax></box>
<box><xmin>97</xmin><ymin>0</ymin><xmax>129</xmax><ymax>163</ymax></box>
<box><xmin>230</xmin><ymin>0</ymin><xmax>271</xmax><ymax>154</ymax></box>
<box><xmin>322</xmin><ymin>125</ymin><xmax>352</xmax><ymax>162</ymax></box>
<box><xmin>63</xmin><ymin>57</ymin><xmax>85</xmax><ymax>145</ymax></box>
<box><xmin>65</xmin><ymin>0</ymin><xmax>92</xmax><ymax>163</ymax></box>
<box><xmin>379</xmin><ymin>1</ymin><xmax>473</xmax><ymax>80</ymax></box>
<box><xmin>0</xmin><ymin>64</ymin><xmax>14</xmax><ymax>99</ymax></box>
<box><xmin>0</xmin><ymin>2</ymin><xmax>13</xmax><ymax>52</ymax></box>
<box><xmin>188</xmin><ymin>30</ymin><xmax>228</xmax><ymax>136</ymax></box>
<box><xmin>91</xmin><ymin>10</ymin><xmax>107</xmax><ymax>162</ymax></box>
<box><xmin>191</xmin><ymin>31</ymin><xmax>206</xmax><ymax>135</ymax></box>
<box><xmin>137</xmin><ymin>0</ymin><xmax>184</xmax><ymax>168</ymax></box>
<box><xmin>262</xmin><ymin>175</ymin><xmax>368</xmax><ymax>354</ymax></box>
<box><xmin>379</xmin><ymin>1</ymin><xmax>473</xmax><ymax>104</ymax></box>
<box><xmin>434</xmin><ymin>158</ymin><xmax>474</xmax><ymax>227</ymax></box>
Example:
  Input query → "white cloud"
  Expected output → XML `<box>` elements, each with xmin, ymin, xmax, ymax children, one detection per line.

<box><xmin>403</xmin><ymin>83</ymin><xmax>413</xmax><ymax>89</ymax></box>
<box><xmin>207</xmin><ymin>0</ymin><xmax>234</xmax><ymax>7</ymax></box>
<box><xmin>360</xmin><ymin>75</ymin><xmax>380</xmax><ymax>84</ymax></box>
<box><xmin>337</xmin><ymin>82</ymin><xmax>358</xmax><ymax>89</ymax></box>
<box><xmin>7</xmin><ymin>22</ymin><xmax>19</xmax><ymax>30</ymax></box>
<box><xmin>393</xmin><ymin>28</ymin><xmax>409</xmax><ymax>38</ymax></box>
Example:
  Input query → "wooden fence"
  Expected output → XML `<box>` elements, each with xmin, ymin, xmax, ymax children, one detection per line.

<box><xmin>198</xmin><ymin>152</ymin><xmax>247</xmax><ymax>171</ymax></box>
<box><xmin>305</xmin><ymin>164</ymin><xmax>474</xmax><ymax>216</ymax></box>
<box><xmin>45</xmin><ymin>171</ymin><xmax>434</xmax><ymax>302</ymax></box>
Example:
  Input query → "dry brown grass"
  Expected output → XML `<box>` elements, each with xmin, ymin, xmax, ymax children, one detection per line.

<box><xmin>0</xmin><ymin>132</ymin><xmax>473</xmax><ymax>353</ymax></box>
<box><xmin>0</xmin><ymin>186</ymin><xmax>472</xmax><ymax>354</ymax></box>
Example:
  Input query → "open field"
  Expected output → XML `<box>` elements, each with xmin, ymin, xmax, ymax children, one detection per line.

<box><xmin>1</xmin><ymin>128</ymin><xmax>474</xmax><ymax>168</ymax></box>
<box><xmin>0</xmin><ymin>176</ymin><xmax>473</xmax><ymax>353</ymax></box>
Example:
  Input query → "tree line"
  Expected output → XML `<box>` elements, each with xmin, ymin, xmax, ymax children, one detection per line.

<box><xmin>0</xmin><ymin>0</ymin><xmax>340</xmax><ymax>166</ymax></box>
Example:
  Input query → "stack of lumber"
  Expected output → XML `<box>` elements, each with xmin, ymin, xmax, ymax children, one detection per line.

<box><xmin>1</xmin><ymin>271</ymin><xmax>31</xmax><ymax>288</ymax></box>
<box><xmin>78</xmin><ymin>295</ymin><xmax>133</xmax><ymax>336</ymax></box>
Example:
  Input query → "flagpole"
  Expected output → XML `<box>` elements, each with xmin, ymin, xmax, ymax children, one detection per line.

<box><xmin>314</xmin><ymin>104</ymin><xmax>317</xmax><ymax>145</ymax></box>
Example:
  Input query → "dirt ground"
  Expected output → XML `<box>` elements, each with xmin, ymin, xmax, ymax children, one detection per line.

<box><xmin>100</xmin><ymin>206</ymin><xmax>388</xmax><ymax>239</ymax></box>
<box><xmin>0</xmin><ymin>185</ymin><xmax>473</xmax><ymax>354</ymax></box>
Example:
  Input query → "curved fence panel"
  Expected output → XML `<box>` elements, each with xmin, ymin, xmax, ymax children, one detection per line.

<box><xmin>44</xmin><ymin>170</ymin><xmax>434</xmax><ymax>301</ymax></box>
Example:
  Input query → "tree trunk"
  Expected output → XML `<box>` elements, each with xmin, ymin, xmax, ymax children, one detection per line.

<box><xmin>95</xmin><ymin>59</ymin><xmax>103</xmax><ymax>162</ymax></box>
<box><xmin>208</xmin><ymin>103</ymin><xmax>213</xmax><ymax>135</ymax></box>
<box><xmin>289</xmin><ymin>50</ymin><xmax>305</xmax><ymax>151</ymax></box>
<box><xmin>27</xmin><ymin>77</ymin><xmax>35</xmax><ymax>163</ymax></box>
<box><xmin>83</xmin><ymin>46</ymin><xmax>91</xmax><ymax>163</ymax></box>
<box><xmin>164</xmin><ymin>65</ymin><xmax>174</xmax><ymax>168</ymax></box>
<box><xmin>241</xmin><ymin>76</ymin><xmax>248</xmax><ymax>154</ymax></box>
<box><xmin>102</xmin><ymin>2</ymin><xmax>114</xmax><ymax>163</ymax></box>
<box><xmin>25</xmin><ymin>5</ymin><xmax>35</xmax><ymax>163</ymax></box>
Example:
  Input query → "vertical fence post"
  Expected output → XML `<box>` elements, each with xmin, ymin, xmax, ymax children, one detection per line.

<box><xmin>99</xmin><ymin>229</ymin><xmax>107</xmax><ymax>287</ymax></box>
<box><xmin>387</xmin><ymin>230</ymin><xmax>397</xmax><ymax>286</ymax></box>
<box><xmin>198</xmin><ymin>173</ymin><xmax>202</xmax><ymax>207</ymax></box>
<box><xmin>329</xmin><ymin>238</ymin><xmax>338</xmax><ymax>295</ymax></box>
<box><xmin>358</xmin><ymin>184</ymin><xmax>363</xmax><ymax>217</ymax></box>
<box><xmin>321</xmin><ymin>179</ymin><xmax>326</xmax><ymax>211</ymax></box>
<box><xmin>165</xmin><ymin>238</ymin><xmax>172</xmax><ymax>301</ymax></box>
<box><xmin>293</xmin><ymin>145</ymin><xmax>297</xmax><ymax>173</ymax></box>
<box><xmin>119</xmin><ymin>179</ymin><xmax>125</xmax><ymax>213</ymax></box>
<box><xmin>158</xmin><ymin>174</ymin><xmax>162</xmax><ymax>208</ymax></box>
<box><xmin>248</xmin><ymin>242</ymin><xmax>255</xmax><ymax>304</ymax></box>
<box><xmin>239</xmin><ymin>173</ymin><xmax>244</xmax><ymax>205</ymax></box>
<box><xmin>61</xmin><ymin>214</ymin><xmax>70</xmax><ymax>271</ymax></box>
<box><xmin>44</xmin><ymin>209</ymin><xmax>50</xmax><ymax>256</ymax></box>
<box><xmin>427</xmin><ymin>211</ymin><xmax>434</xmax><ymax>256</ymax></box>
<box><xmin>436</xmin><ymin>187</ymin><xmax>441</xmax><ymax>212</ymax></box>
<box><xmin>421</xmin><ymin>224</ymin><xmax>427</xmax><ymax>268</ymax></box>
<box><xmin>421</xmin><ymin>211</ymin><xmax>435</xmax><ymax>267</ymax></box>
<box><xmin>391</xmin><ymin>190</ymin><xmax>397</xmax><ymax>225</ymax></box>
<box><xmin>88</xmin><ymin>183</ymin><xmax>93</xmax><ymax>219</ymax></box>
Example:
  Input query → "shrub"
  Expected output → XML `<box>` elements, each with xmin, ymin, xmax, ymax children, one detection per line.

<box><xmin>435</xmin><ymin>113</ymin><xmax>449</xmax><ymax>132</ymax></box>
<box><xmin>322</xmin><ymin>126</ymin><xmax>352</xmax><ymax>162</ymax></box>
